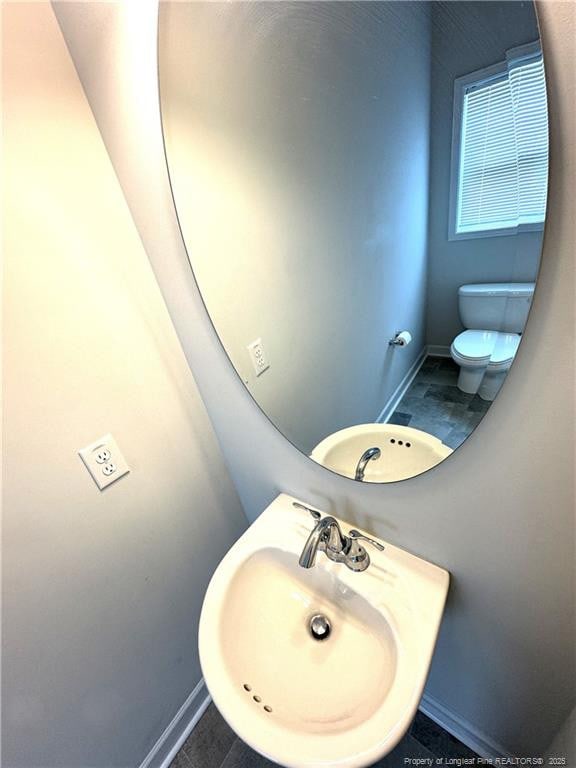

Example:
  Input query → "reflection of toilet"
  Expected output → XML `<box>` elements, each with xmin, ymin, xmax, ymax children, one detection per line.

<box><xmin>450</xmin><ymin>283</ymin><xmax>534</xmax><ymax>401</ymax></box>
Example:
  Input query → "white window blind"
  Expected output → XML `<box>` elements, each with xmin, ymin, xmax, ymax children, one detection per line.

<box><xmin>452</xmin><ymin>45</ymin><xmax>548</xmax><ymax>238</ymax></box>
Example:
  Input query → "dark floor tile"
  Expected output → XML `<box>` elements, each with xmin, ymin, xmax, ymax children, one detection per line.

<box><xmin>370</xmin><ymin>733</ymin><xmax>435</xmax><ymax>767</ymax></box>
<box><xmin>407</xmin><ymin>416</ymin><xmax>453</xmax><ymax>441</ymax></box>
<box><xmin>454</xmin><ymin>409</ymin><xmax>485</xmax><ymax>431</ymax></box>
<box><xmin>424</xmin><ymin>384</ymin><xmax>475</xmax><ymax>406</ymax></box>
<box><xmin>406</xmin><ymin>382</ymin><xmax>431</xmax><ymax>398</ymax></box>
<box><xmin>180</xmin><ymin>703</ymin><xmax>236</xmax><ymax>768</ymax></box>
<box><xmin>415</xmin><ymin>398</ymin><xmax>458</xmax><ymax>422</ymax></box>
<box><xmin>444</xmin><ymin>429</ymin><xmax>470</xmax><ymax>450</ymax></box>
<box><xmin>410</xmin><ymin>712</ymin><xmax>478</xmax><ymax>759</ymax></box>
<box><xmin>388</xmin><ymin>412</ymin><xmax>412</xmax><ymax>426</ymax></box>
<box><xmin>468</xmin><ymin>395</ymin><xmax>491</xmax><ymax>413</ymax></box>
<box><xmin>399</xmin><ymin>395</ymin><xmax>459</xmax><ymax>422</ymax></box>
<box><xmin>418</xmin><ymin>369</ymin><xmax>459</xmax><ymax>386</ymax></box>
<box><xmin>439</xmin><ymin>357</ymin><xmax>459</xmax><ymax>372</ymax></box>
<box><xmin>169</xmin><ymin>749</ymin><xmax>193</xmax><ymax>768</ymax></box>
<box><xmin>220</xmin><ymin>738</ymin><xmax>277</xmax><ymax>768</ymax></box>
<box><xmin>395</xmin><ymin>395</ymin><xmax>426</xmax><ymax>415</ymax></box>
<box><xmin>420</xmin><ymin>358</ymin><xmax>442</xmax><ymax>372</ymax></box>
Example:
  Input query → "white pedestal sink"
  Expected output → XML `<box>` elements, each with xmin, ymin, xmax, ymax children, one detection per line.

<box><xmin>311</xmin><ymin>424</ymin><xmax>453</xmax><ymax>482</ymax></box>
<box><xmin>199</xmin><ymin>494</ymin><xmax>449</xmax><ymax>768</ymax></box>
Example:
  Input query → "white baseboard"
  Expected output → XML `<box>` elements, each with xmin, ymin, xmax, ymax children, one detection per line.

<box><xmin>376</xmin><ymin>347</ymin><xmax>427</xmax><ymax>424</ymax></box>
<box><xmin>139</xmin><ymin>678</ymin><xmax>211</xmax><ymax>768</ymax></box>
<box><xmin>420</xmin><ymin>693</ymin><xmax>514</xmax><ymax>760</ymax></box>
<box><xmin>427</xmin><ymin>344</ymin><xmax>451</xmax><ymax>358</ymax></box>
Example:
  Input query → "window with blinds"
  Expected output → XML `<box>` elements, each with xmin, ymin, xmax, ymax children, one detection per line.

<box><xmin>449</xmin><ymin>43</ymin><xmax>548</xmax><ymax>239</ymax></box>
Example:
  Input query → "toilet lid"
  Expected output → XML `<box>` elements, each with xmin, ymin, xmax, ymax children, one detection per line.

<box><xmin>452</xmin><ymin>330</ymin><xmax>496</xmax><ymax>361</ymax></box>
<box><xmin>490</xmin><ymin>332</ymin><xmax>521</xmax><ymax>364</ymax></box>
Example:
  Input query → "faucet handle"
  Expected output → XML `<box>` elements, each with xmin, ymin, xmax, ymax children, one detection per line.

<box><xmin>344</xmin><ymin>530</ymin><xmax>385</xmax><ymax>572</ymax></box>
<box><xmin>348</xmin><ymin>529</ymin><xmax>385</xmax><ymax>552</ymax></box>
<box><xmin>293</xmin><ymin>502</ymin><xmax>321</xmax><ymax>520</ymax></box>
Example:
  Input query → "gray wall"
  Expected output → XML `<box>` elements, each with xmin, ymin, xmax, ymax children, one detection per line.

<box><xmin>50</xmin><ymin>0</ymin><xmax>574</xmax><ymax>762</ymax></box>
<box><xmin>426</xmin><ymin>1</ymin><xmax>544</xmax><ymax>347</ymax></box>
<box><xmin>159</xmin><ymin>2</ymin><xmax>431</xmax><ymax>455</ymax></box>
<box><xmin>2</xmin><ymin>4</ymin><xmax>247</xmax><ymax>768</ymax></box>
<box><xmin>546</xmin><ymin>705</ymin><xmax>576</xmax><ymax>765</ymax></box>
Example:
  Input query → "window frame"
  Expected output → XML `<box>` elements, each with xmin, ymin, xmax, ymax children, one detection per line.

<box><xmin>448</xmin><ymin>42</ymin><xmax>547</xmax><ymax>241</ymax></box>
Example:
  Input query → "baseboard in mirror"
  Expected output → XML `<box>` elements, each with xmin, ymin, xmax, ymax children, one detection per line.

<box><xmin>420</xmin><ymin>693</ymin><xmax>515</xmax><ymax>760</ymax></box>
<box><xmin>426</xmin><ymin>344</ymin><xmax>451</xmax><ymax>358</ymax></box>
<box><xmin>139</xmin><ymin>678</ymin><xmax>211</xmax><ymax>768</ymax></box>
<box><xmin>376</xmin><ymin>347</ymin><xmax>427</xmax><ymax>424</ymax></box>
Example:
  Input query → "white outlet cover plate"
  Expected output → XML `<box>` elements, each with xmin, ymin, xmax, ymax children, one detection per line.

<box><xmin>78</xmin><ymin>433</ymin><xmax>130</xmax><ymax>490</ymax></box>
<box><xmin>247</xmin><ymin>338</ymin><xmax>270</xmax><ymax>376</ymax></box>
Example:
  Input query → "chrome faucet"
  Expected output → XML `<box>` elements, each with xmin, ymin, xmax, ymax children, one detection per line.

<box><xmin>355</xmin><ymin>446</ymin><xmax>381</xmax><ymax>481</ymax></box>
<box><xmin>298</xmin><ymin>514</ymin><xmax>346</xmax><ymax>568</ymax></box>
<box><xmin>294</xmin><ymin>502</ymin><xmax>384</xmax><ymax>572</ymax></box>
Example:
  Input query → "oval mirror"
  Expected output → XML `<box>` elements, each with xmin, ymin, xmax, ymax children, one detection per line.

<box><xmin>158</xmin><ymin>1</ymin><xmax>548</xmax><ymax>483</ymax></box>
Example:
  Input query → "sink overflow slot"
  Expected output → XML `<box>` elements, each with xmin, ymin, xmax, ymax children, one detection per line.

<box><xmin>390</xmin><ymin>438</ymin><xmax>411</xmax><ymax>447</ymax></box>
<box><xmin>243</xmin><ymin>683</ymin><xmax>273</xmax><ymax>713</ymax></box>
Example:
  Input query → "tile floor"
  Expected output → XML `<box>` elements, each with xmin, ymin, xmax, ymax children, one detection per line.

<box><xmin>388</xmin><ymin>356</ymin><xmax>491</xmax><ymax>450</ymax></box>
<box><xmin>170</xmin><ymin>703</ymin><xmax>478</xmax><ymax>768</ymax></box>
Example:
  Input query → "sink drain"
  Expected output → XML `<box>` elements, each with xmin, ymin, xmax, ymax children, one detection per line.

<box><xmin>309</xmin><ymin>613</ymin><xmax>332</xmax><ymax>641</ymax></box>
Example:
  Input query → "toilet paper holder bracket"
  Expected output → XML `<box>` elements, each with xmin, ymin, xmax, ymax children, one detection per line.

<box><xmin>389</xmin><ymin>331</ymin><xmax>412</xmax><ymax>347</ymax></box>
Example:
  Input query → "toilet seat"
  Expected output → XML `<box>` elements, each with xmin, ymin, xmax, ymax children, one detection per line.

<box><xmin>451</xmin><ymin>329</ymin><xmax>520</xmax><ymax>369</ymax></box>
<box><xmin>488</xmin><ymin>332</ymin><xmax>521</xmax><ymax>369</ymax></box>
<box><xmin>451</xmin><ymin>330</ymin><xmax>495</xmax><ymax>367</ymax></box>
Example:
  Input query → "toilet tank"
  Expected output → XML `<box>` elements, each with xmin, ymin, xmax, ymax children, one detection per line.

<box><xmin>458</xmin><ymin>283</ymin><xmax>535</xmax><ymax>332</ymax></box>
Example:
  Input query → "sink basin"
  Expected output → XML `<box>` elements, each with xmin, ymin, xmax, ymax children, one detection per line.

<box><xmin>199</xmin><ymin>494</ymin><xmax>449</xmax><ymax>768</ymax></box>
<box><xmin>310</xmin><ymin>424</ymin><xmax>453</xmax><ymax>482</ymax></box>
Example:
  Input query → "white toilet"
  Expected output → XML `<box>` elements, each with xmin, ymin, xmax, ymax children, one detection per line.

<box><xmin>450</xmin><ymin>283</ymin><xmax>535</xmax><ymax>401</ymax></box>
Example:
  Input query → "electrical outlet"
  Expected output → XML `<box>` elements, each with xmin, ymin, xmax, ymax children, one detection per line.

<box><xmin>94</xmin><ymin>448</ymin><xmax>111</xmax><ymax>464</ymax></box>
<box><xmin>247</xmin><ymin>338</ymin><xmax>270</xmax><ymax>377</ymax></box>
<box><xmin>79</xmin><ymin>434</ymin><xmax>130</xmax><ymax>490</ymax></box>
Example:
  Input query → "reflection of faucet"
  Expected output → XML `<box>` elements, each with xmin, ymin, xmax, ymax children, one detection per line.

<box><xmin>295</xmin><ymin>503</ymin><xmax>385</xmax><ymax>572</ymax></box>
<box><xmin>354</xmin><ymin>447</ymin><xmax>381</xmax><ymax>481</ymax></box>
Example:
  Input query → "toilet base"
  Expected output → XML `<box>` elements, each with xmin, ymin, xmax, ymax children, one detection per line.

<box><xmin>457</xmin><ymin>366</ymin><xmax>486</xmax><ymax>395</ymax></box>
<box><xmin>478</xmin><ymin>369</ymin><xmax>508</xmax><ymax>401</ymax></box>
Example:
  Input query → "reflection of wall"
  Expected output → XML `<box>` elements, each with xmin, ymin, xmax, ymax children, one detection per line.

<box><xmin>426</xmin><ymin>2</ymin><xmax>543</xmax><ymax>347</ymax></box>
<box><xmin>3</xmin><ymin>5</ymin><xmax>247</xmax><ymax>767</ymax></box>
<box><xmin>160</xmin><ymin>2</ymin><xmax>431</xmax><ymax>453</ymax></box>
